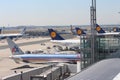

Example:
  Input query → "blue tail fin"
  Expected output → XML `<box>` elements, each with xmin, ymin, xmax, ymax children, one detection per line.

<box><xmin>0</xmin><ymin>28</ymin><xmax>1</xmax><ymax>34</ymax></box>
<box><xmin>95</xmin><ymin>24</ymin><xmax>105</xmax><ymax>33</ymax></box>
<box><xmin>48</xmin><ymin>29</ymin><xmax>64</xmax><ymax>40</ymax></box>
<box><xmin>75</xmin><ymin>27</ymin><xmax>86</xmax><ymax>36</ymax></box>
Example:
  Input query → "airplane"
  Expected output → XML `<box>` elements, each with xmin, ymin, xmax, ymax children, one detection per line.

<box><xmin>74</xmin><ymin>27</ymin><xmax>88</xmax><ymax>40</ymax></box>
<box><xmin>6</xmin><ymin>38</ymin><xmax>80</xmax><ymax>64</ymax></box>
<box><xmin>75</xmin><ymin>27</ymin><xmax>86</xmax><ymax>35</ymax></box>
<box><xmin>75</xmin><ymin>27</ymin><xmax>86</xmax><ymax>36</ymax></box>
<box><xmin>0</xmin><ymin>27</ymin><xmax>26</xmax><ymax>39</ymax></box>
<box><xmin>95</xmin><ymin>24</ymin><xmax>120</xmax><ymax>36</ymax></box>
<box><xmin>48</xmin><ymin>29</ymin><xmax>81</xmax><ymax>45</ymax></box>
<box><xmin>75</xmin><ymin>25</ymin><xmax>120</xmax><ymax>36</ymax></box>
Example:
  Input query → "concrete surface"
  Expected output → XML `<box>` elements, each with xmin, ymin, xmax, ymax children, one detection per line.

<box><xmin>0</xmin><ymin>37</ymin><xmax>54</xmax><ymax>79</ymax></box>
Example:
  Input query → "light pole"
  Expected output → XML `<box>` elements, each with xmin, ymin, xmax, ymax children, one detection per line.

<box><xmin>118</xmin><ymin>12</ymin><xmax>120</xmax><ymax>25</ymax></box>
<box><xmin>90</xmin><ymin>0</ymin><xmax>96</xmax><ymax>64</ymax></box>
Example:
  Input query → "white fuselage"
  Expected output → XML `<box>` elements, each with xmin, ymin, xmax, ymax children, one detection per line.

<box><xmin>0</xmin><ymin>33</ymin><xmax>23</xmax><ymax>39</ymax></box>
<box><xmin>10</xmin><ymin>54</ymin><xmax>80</xmax><ymax>64</ymax></box>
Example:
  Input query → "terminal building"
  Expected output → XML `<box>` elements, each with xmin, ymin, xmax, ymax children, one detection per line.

<box><xmin>80</xmin><ymin>32</ymin><xmax>120</xmax><ymax>69</ymax></box>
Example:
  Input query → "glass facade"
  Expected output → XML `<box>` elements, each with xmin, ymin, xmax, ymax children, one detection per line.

<box><xmin>80</xmin><ymin>35</ymin><xmax>120</xmax><ymax>69</ymax></box>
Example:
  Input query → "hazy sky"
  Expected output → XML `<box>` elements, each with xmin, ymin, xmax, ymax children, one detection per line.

<box><xmin>0</xmin><ymin>0</ymin><xmax>120</xmax><ymax>26</ymax></box>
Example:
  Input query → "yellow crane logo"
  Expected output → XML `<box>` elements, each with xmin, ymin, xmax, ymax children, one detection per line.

<box><xmin>77</xmin><ymin>29</ymin><xmax>82</xmax><ymax>35</ymax></box>
<box><xmin>51</xmin><ymin>32</ymin><xmax>56</xmax><ymax>38</ymax></box>
<box><xmin>96</xmin><ymin>26</ymin><xmax>101</xmax><ymax>31</ymax></box>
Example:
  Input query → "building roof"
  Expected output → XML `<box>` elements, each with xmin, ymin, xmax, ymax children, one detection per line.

<box><xmin>66</xmin><ymin>58</ymin><xmax>120</xmax><ymax>80</ymax></box>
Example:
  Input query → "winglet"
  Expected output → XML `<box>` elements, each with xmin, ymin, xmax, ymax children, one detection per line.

<box><xmin>48</xmin><ymin>29</ymin><xmax>64</xmax><ymax>40</ymax></box>
<box><xmin>75</xmin><ymin>27</ymin><xmax>86</xmax><ymax>36</ymax></box>
<box><xmin>96</xmin><ymin>24</ymin><xmax>105</xmax><ymax>33</ymax></box>
<box><xmin>7</xmin><ymin>38</ymin><xmax>24</xmax><ymax>55</ymax></box>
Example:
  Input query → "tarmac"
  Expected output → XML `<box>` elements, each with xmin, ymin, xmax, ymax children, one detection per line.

<box><xmin>0</xmin><ymin>37</ymin><xmax>55</xmax><ymax>79</ymax></box>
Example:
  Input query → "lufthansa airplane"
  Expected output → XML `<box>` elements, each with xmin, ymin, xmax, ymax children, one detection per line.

<box><xmin>0</xmin><ymin>27</ymin><xmax>26</xmax><ymax>39</ymax></box>
<box><xmin>48</xmin><ymin>29</ymin><xmax>81</xmax><ymax>45</ymax></box>
<box><xmin>7</xmin><ymin>38</ymin><xmax>80</xmax><ymax>64</ymax></box>
<box><xmin>75</xmin><ymin>24</ymin><xmax>120</xmax><ymax>36</ymax></box>
<box><xmin>75</xmin><ymin>27</ymin><xmax>86</xmax><ymax>36</ymax></box>
<box><xmin>95</xmin><ymin>24</ymin><xmax>120</xmax><ymax>36</ymax></box>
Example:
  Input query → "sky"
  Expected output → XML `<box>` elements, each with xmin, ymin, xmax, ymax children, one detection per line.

<box><xmin>0</xmin><ymin>0</ymin><xmax>120</xmax><ymax>26</ymax></box>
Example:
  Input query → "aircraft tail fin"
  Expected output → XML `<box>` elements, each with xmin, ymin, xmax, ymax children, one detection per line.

<box><xmin>0</xmin><ymin>28</ymin><xmax>2</xmax><ymax>34</ymax></box>
<box><xmin>7</xmin><ymin>38</ymin><xmax>24</xmax><ymax>55</ymax></box>
<box><xmin>20</xmin><ymin>27</ymin><xmax>26</xmax><ymax>34</ymax></box>
<box><xmin>96</xmin><ymin>24</ymin><xmax>105</xmax><ymax>33</ymax></box>
<box><xmin>75</xmin><ymin>27</ymin><xmax>86</xmax><ymax>36</ymax></box>
<box><xmin>48</xmin><ymin>29</ymin><xmax>65</xmax><ymax>40</ymax></box>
